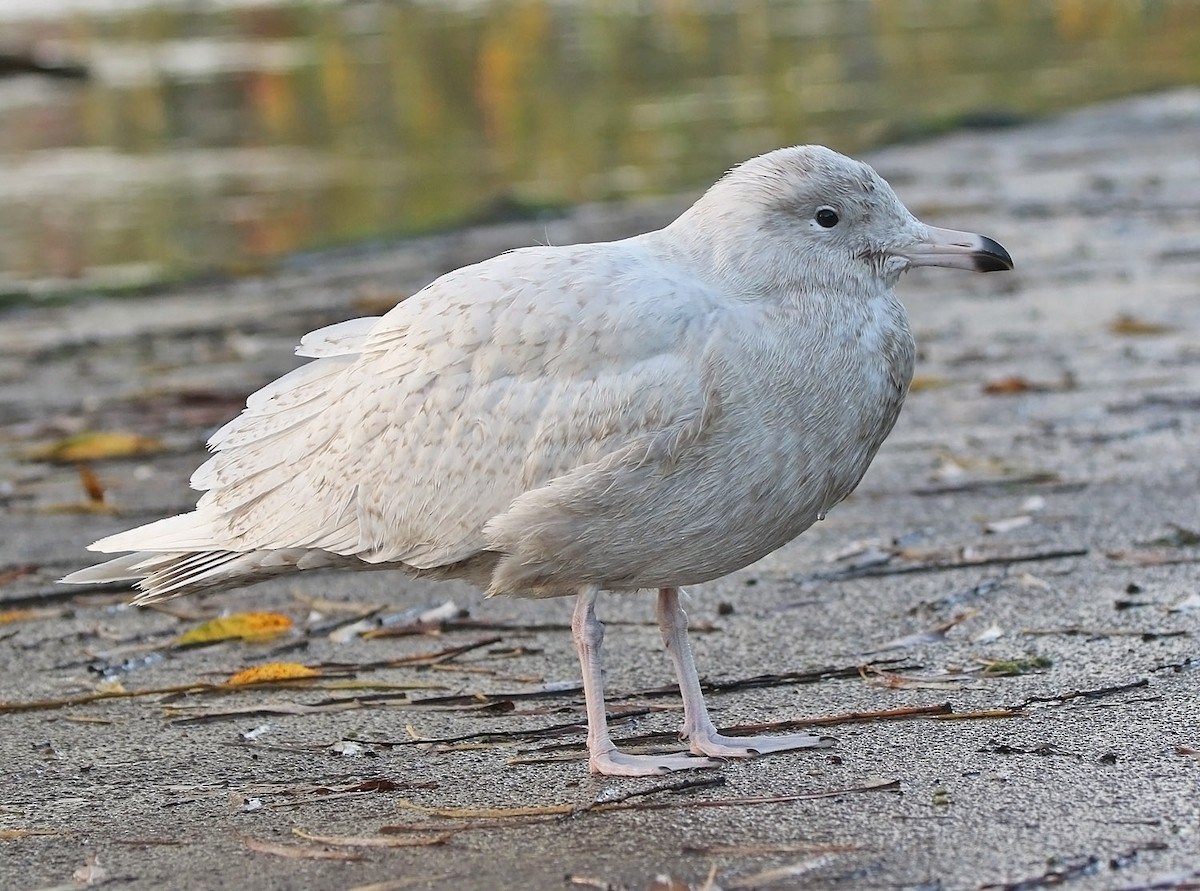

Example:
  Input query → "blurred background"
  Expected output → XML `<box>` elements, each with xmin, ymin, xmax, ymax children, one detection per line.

<box><xmin>2</xmin><ymin>0</ymin><xmax>1198</xmax><ymax>298</ymax></box>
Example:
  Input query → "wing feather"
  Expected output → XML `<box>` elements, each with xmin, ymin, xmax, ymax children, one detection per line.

<box><xmin>296</xmin><ymin>316</ymin><xmax>380</xmax><ymax>357</ymax></box>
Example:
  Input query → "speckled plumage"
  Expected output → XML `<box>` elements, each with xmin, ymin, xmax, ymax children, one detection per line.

<box><xmin>64</xmin><ymin>145</ymin><xmax>1012</xmax><ymax>776</ymax></box>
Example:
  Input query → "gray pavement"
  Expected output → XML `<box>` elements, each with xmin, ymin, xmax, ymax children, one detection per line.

<box><xmin>1</xmin><ymin>90</ymin><xmax>1199</xmax><ymax>891</ymax></box>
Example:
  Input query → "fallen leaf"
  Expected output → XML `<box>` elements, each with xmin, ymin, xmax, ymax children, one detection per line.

<box><xmin>177</xmin><ymin>612</ymin><xmax>293</xmax><ymax>645</ymax></box>
<box><xmin>0</xmin><ymin>564</ymin><xmax>39</xmax><ymax>587</ymax></box>
<box><xmin>983</xmin><ymin>375</ymin><xmax>1038</xmax><ymax>395</ymax></box>
<box><xmin>0</xmin><ymin>607</ymin><xmax>64</xmax><ymax>624</ymax></box>
<box><xmin>226</xmin><ymin>663</ymin><xmax>319</xmax><ymax>685</ymax></box>
<box><xmin>909</xmin><ymin>375</ymin><xmax>949</xmax><ymax>392</ymax></box>
<box><xmin>78</xmin><ymin>464</ymin><xmax>106</xmax><ymax>503</ymax></box>
<box><xmin>30</xmin><ymin>431</ymin><xmax>164</xmax><ymax>463</ymax></box>
<box><xmin>241</xmin><ymin>835</ymin><xmax>367</xmax><ymax>861</ymax></box>
<box><xmin>33</xmin><ymin>500</ymin><xmax>122</xmax><ymax>516</ymax></box>
<box><xmin>978</xmin><ymin>656</ymin><xmax>1052</xmax><ymax>675</ymax></box>
<box><xmin>1108</xmin><ymin>313</ymin><xmax>1171</xmax><ymax>336</ymax></box>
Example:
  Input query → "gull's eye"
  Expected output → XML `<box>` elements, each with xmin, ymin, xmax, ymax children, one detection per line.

<box><xmin>815</xmin><ymin>207</ymin><xmax>840</xmax><ymax>228</ymax></box>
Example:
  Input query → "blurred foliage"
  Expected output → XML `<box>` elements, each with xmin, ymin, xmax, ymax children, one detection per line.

<box><xmin>1</xmin><ymin>0</ymin><xmax>1198</xmax><ymax>293</ymax></box>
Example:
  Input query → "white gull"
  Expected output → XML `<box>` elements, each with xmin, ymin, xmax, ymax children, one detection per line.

<box><xmin>63</xmin><ymin>145</ymin><xmax>1013</xmax><ymax>776</ymax></box>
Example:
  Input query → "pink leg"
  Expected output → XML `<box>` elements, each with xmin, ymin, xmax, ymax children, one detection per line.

<box><xmin>572</xmin><ymin>586</ymin><xmax>720</xmax><ymax>776</ymax></box>
<box><xmin>657</xmin><ymin>586</ymin><xmax>830</xmax><ymax>758</ymax></box>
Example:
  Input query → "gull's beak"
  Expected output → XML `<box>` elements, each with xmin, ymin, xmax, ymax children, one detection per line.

<box><xmin>896</xmin><ymin>225</ymin><xmax>1014</xmax><ymax>273</ymax></box>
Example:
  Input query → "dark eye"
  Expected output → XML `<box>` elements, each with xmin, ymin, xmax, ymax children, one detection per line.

<box><xmin>815</xmin><ymin>207</ymin><xmax>840</xmax><ymax>228</ymax></box>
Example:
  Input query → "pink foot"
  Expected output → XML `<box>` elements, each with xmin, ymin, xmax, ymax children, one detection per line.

<box><xmin>688</xmin><ymin>730</ymin><xmax>833</xmax><ymax>758</ymax></box>
<box><xmin>589</xmin><ymin>748</ymin><xmax>723</xmax><ymax>777</ymax></box>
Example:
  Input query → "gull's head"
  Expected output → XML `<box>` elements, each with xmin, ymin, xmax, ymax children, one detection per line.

<box><xmin>671</xmin><ymin>145</ymin><xmax>1012</xmax><ymax>294</ymax></box>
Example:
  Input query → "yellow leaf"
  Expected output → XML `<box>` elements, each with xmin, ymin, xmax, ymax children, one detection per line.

<box><xmin>908</xmin><ymin>375</ymin><xmax>949</xmax><ymax>392</ymax></box>
<box><xmin>226</xmin><ymin>663</ymin><xmax>320</xmax><ymax>685</ymax></box>
<box><xmin>0</xmin><ymin>606</ymin><xmax>65</xmax><ymax>624</ymax></box>
<box><xmin>30</xmin><ymin>431</ymin><xmax>164</xmax><ymax>463</ymax></box>
<box><xmin>177</xmin><ymin>612</ymin><xmax>293</xmax><ymax>645</ymax></box>
<box><xmin>1108</xmin><ymin>314</ymin><xmax>1171</xmax><ymax>336</ymax></box>
<box><xmin>34</xmin><ymin>501</ymin><xmax>121</xmax><ymax>516</ymax></box>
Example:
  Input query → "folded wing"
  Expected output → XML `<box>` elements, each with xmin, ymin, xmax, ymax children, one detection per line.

<box><xmin>70</xmin><ymin>242</ymin><xmax>722</xmax><ymax>600</ymax></box>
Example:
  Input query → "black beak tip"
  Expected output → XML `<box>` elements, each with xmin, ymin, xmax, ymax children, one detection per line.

<box><xmin>974</xmin><ymin>236</ymin><xmax>1014</xmax><ymax>272</ymax></box>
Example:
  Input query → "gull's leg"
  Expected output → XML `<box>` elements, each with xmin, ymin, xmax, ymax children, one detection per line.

<box><xmin>657</xmin><ymin>586</ymin><xmax>831</xmax><ymax>758</ymax></box>
<box><xmin>572</xmin><ymin>585</ymin><xmax>720</xmax><ymax>776</ymax></box>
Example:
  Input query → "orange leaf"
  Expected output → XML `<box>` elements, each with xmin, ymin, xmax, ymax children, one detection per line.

<box><xmin>78</xmin><ymin>464</ymin><xmax>106</xmax><ymax>503</ymax></box>
<box><xmin>225</xmin><ymin>663</ymin><xmax>320</xmax><ymax>685</ymax></box>
<box><xmin>983</xmin><ymin>376</ymin><xmax>1035</xmax><ymax>395</ymax></box>
<box><xmin>0</xmin><ymin>607</ymin><xmax>63</xmax><ymax>624</ymax></box>
<box><xmin>177</xmin><ymin>612</ymin><xmax>293</xmax><ymax>645</ymax></box>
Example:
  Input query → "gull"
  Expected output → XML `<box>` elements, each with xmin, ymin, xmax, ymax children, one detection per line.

<box><xmin>63</xmin><ymin>146</ymin><xmax>1012</xmax><ymax>776</ymax></box>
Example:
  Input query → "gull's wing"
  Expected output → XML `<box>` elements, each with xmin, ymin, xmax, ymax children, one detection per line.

<box><xmin>90</xmin><ymin>241</ymin><xmax>725</xmax><ymax>579</ymax></box>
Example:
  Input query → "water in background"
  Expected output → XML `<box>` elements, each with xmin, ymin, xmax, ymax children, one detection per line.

<box><xmin>1</xmin><ymin>0</ymin><xmax>1198</xmax><ymax>296</ymax></box>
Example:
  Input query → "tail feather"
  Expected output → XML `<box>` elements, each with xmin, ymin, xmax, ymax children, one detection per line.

<box><xmin>88</xmin><ymin>511</ymin><xmax>221</xmax><ymax>554</ymax></box>
<box><xmin>60</xmin><ymin>553</ymin><xmax>151</xmax><ymax>585</ymax></box>
<box><xmin>61</xmin><ymin>547</ymin><xmax>356</xmax><ymax>603</ymax></box>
